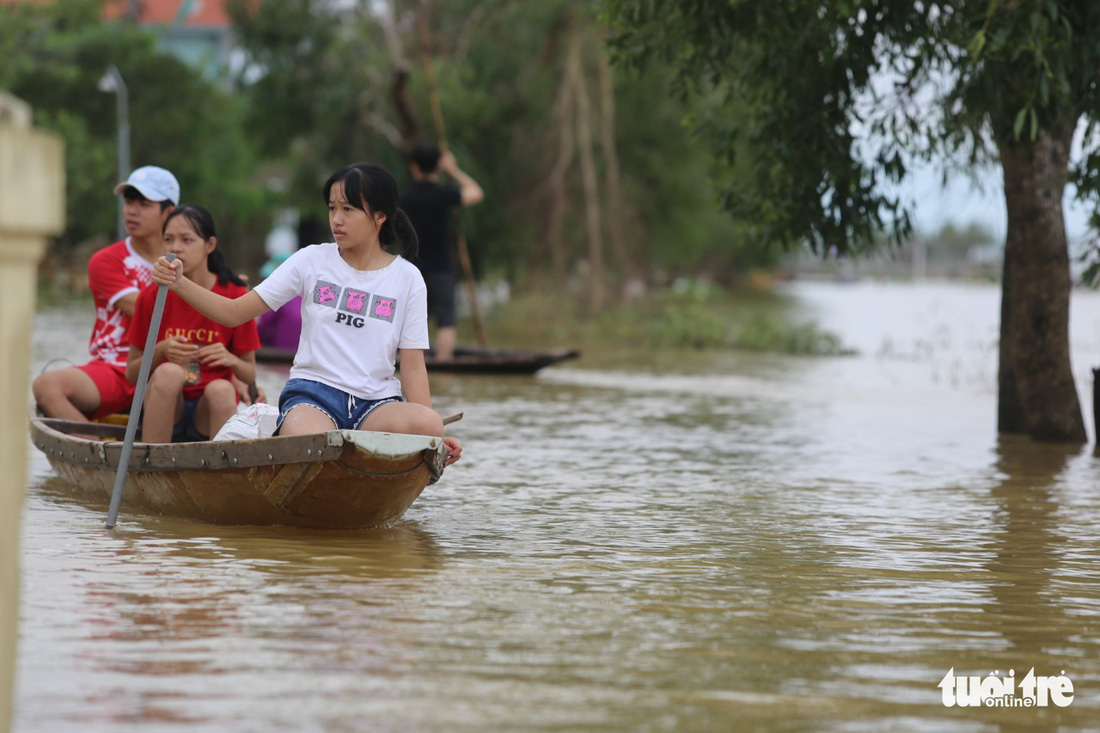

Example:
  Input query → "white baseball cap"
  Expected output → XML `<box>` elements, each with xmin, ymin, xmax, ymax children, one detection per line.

<box><xmin>113</xmin><ymin>165</ymin><xmax>180</xmax><ymax>205</ymax></box>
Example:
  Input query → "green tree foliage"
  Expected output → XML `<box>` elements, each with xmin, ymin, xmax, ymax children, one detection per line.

<box><xmin>226</xmin><ymin>0</ymin><xmax>779</xmax><ymax>290</ymax></box>
<box><xmin>228</xmin><ymin>0</ymin><xmax>407</xmax><ymax>213</ymax></box>
<box><xmin>1</xmin><ymin>0</ymin><xmax>267</xmax><ymax>268</ymax></box>
<box><xmin>614</xmin><ymin>65</ymin><xmax>776</xmax><ymax>276</ymax></box>
<box><xmin>605</xmin><ymin>0</ymin><xmax>1100</xmax><ymax>443</ymax></box>
<box><xmin>605</xmin><ymin>0</ymin><xmax>932</xmax><ymax>253</ymax></box>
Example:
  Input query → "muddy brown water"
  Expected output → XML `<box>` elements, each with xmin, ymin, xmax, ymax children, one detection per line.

<box><xmin>16</xmin><ymin>280</ymin><xmax>1100</xmax><ymax>731</ymax></box>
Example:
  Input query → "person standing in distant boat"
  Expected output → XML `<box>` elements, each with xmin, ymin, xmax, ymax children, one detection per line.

<box><xmin>33</xmin><ymin>166</ymin><xmax>179</xmax><ymax>422</ymax></box>
<box><xmin>127</xmin><ymin>205</ymin><xmax>260</xmax><ymax>442</ymax></box>
<box><xmin>400</xmin><ymin>143</ymin><xmax>483</xmax><ymax>361</ymax></box>
<box><xmin>150</xmin><ymin>162</ymin><xmax>462</xmax><ymax>465</ymax></box>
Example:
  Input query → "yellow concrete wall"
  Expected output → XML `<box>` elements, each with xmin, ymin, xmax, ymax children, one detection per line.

<box><xmin>0</xmin><ymin>92</ymin><xmax>64</xmax><ymax>733</ymax></box>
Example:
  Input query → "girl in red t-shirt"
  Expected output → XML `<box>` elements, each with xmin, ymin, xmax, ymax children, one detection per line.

<box><xmin>127</xmin><ymin>205</ymin><xmax>260</xmax><ymax>442</ymax></box>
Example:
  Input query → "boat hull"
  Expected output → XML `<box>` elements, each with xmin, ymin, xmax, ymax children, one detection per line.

<box><xmin>255</xmin><ymin>345</ymin><xmax>580</xmax><ymax>374</ymax></box>
<box><xmin>30</xmin><ymin>417</ymin><xmax>445</xmax><ymax>529</ymax></box>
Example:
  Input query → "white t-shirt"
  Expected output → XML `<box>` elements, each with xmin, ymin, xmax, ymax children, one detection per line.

<box><xmin>253</xmin><ymin>244</ymin><xmax>430</xmax><ymax>400</ymax></box>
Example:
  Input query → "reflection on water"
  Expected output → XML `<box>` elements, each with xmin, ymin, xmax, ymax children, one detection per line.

<box><xmin>16</xmin><ymin>282</ymin><xmax>1100</xmax><ymax>730</ymax></box>
<box><xmin>984</xmin><ymin>437</ymin><xmax>1076</xmax><ymax>662</ymax></box>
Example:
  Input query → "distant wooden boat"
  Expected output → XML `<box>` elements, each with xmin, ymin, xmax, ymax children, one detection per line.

<box><xmin>255</xmin><ymin>344</ymin><xmax>580</xmax><ymax>374</ymax></box>
<box><xmin>29</xmin><ymin>415</ymin><xmax>446</xmax><ymax>529</ymax></box>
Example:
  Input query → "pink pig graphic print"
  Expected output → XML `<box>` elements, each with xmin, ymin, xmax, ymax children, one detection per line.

<box><xmin>370</xmin><ymin>294</ymin><xmax>397</xmax><ymax>323</ymax></box>
<box><xmin>313</xmin><ymin>280</ymin><xmax>341</xmax><ymax>308</ymax></box>
<box><xmin>340</xmin><ymin>288</ymin><xmax>369</xmax><ymax>314</ymax></box>
<box><xmin>309</xmin><ymin>278</ymin><xmax>397</xmax><ymax>324</ymax></box>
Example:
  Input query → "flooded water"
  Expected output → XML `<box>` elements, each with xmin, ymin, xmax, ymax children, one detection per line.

<box><xmin>15</xmin><ymin>280</ymin><xmax>1100</xmax><ymax>731</ymax></box>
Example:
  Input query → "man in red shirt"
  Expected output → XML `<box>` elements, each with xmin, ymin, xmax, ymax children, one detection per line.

<box><xmin>33</xmin><ymin>166</ymin><xmax>179</xmax><ymax>421</ymax></box>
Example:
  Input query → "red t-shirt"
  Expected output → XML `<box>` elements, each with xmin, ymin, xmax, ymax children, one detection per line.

<box><xmin>87</xmin><ymin>239</ymin><xmax>155</xmax><ymax>367</ymax></box>
<box><xmin>127</xmin><ymin>280</ymin><xmax>261</xmax><ymax>401</ymax></box>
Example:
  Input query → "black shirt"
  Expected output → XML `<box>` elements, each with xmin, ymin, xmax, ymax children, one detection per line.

<box><xmin>400</xmin><ymin>181</ymin><xmax>462</xmax><ymax>274</ymax></box>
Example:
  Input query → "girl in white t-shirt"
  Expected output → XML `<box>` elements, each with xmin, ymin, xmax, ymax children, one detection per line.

<box><xmin>151</xmin><ymin>162</ymin><xmax>462</xmax><ymax>466</ymax></box>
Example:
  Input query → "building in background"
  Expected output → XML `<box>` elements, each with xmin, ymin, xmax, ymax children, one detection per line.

<box><xmin>0</xmin><ymin>1</ymin><xmax>234</xmax><ymax>83</ymax></box>
<box><xmin>103</xmin><ymin>0</ymin><xmax>234</xmax><ymax>83</ymax></box>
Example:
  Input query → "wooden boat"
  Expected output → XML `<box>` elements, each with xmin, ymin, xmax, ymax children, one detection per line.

<box><xmin>29</xmin><ymin>415</ymin><xmax>446</xmax><ymax>529</ymax></box>
<box><xmin>255</xmin><ymin>344</ymin><xmax>580</xmax><ymax>374</ymax></box>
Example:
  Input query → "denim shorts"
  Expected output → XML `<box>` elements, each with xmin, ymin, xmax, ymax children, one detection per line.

<box><xmin>277</xmin><ymin>378</ymin><xmax>403</xmax><ymax>432</ymax></box>
<box><xmin>172</xmin><ymin>397</ymin><xmax>207</xmax><ymax>441</ymax></box>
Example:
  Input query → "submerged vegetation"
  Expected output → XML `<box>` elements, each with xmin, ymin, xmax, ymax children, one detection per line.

<box><xmin>731</xmin><ymin>317</ymin><xmax>854</xmax><ymax>356</ymax></box>
<box><xmin>480</xmin><ymin>282</ymin><xmax>855</xmax><ymax>357</ymax></box>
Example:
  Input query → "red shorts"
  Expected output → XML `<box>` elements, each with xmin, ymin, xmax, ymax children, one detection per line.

<box><xmin>77</xmin><ymin>361</ymin><xmax>136</xmax><ymax>420</ymax></box>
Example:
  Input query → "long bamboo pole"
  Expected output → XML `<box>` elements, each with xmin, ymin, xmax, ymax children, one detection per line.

<box><xmin>414</xmin><ymin>7</ymin><xmax>489</xmax><ymax>348</ymax></box>
<box><xmin>105</xmin><ymin>253</ymin><xmax>175</xmax><ymax>528</ymax></box>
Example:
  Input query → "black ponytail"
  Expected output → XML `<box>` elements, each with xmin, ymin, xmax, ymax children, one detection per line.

<box><xmin>207</xmin><ymin>248</ymin><xmax>246</xmax><ymax>287</ymax></box>
<box><xmin>383</xmin><ymin>208</ymin><xmax>419</xmax><ymax>261</ymax></box>
<box><xmin>163</xmin><ymin>204</ymin><xmax>245</xmax><ymax>286</ymax></box>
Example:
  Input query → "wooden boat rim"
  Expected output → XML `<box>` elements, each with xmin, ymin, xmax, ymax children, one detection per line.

<box><xmin>30</xmin><ymin>415</ymin><xmax>444</xmax><ymax>474</ymax></box>
<box><xmin>253</xmin><ymin>344</ymin><xmax>581</xmax><ymax>372</ymax></box>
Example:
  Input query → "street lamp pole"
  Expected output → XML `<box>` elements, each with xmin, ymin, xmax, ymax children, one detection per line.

<box><xmin>99</xmin><ymin>65</ymin><xmax>130</xmax><ymax>239</ymax></box>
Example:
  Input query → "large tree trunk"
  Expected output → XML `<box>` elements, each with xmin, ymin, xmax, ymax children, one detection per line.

<box><xmin>595</xmin><ymin>34</ymin><xmax>629</xmax><ymax>287</ymax></box>
<box><xmin>996</xmin><ymin>244</ymin><xmax>1026</xmax><ymax>433</ymax></box>
<box><xmin>998</xmin><ymin>122</ymin><xmax>1086</xmax><ymax>443</ymax></box>
<box><xmin>568</xmin><ymin>31</ymin><xmax>606</xmax><ymax>314</ymax></box>
<box><xmin>543</xmin><ymin>56</ymin><xmax>576</xmax><ymax>284</ymax></box>
<box><xmin>390</xmin><ymin>69</ymin><xmax>420</xmax><ymax>151</ymax></box>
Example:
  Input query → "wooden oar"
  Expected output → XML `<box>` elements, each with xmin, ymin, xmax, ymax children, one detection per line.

<box><xmin>105</xmin><ymin>253</ymin><xmax>175</xmax><ymax>529</ymax></box>
<box><xmin>414</xmin><ymin>7</ymin><xmax>489</xmax><ymax>348</ymax></box>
